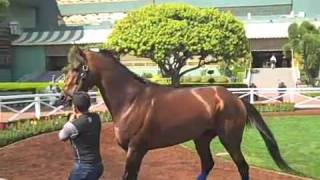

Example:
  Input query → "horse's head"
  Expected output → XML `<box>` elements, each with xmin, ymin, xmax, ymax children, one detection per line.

<box><xmin>59</xmin><ymin>46</ymin><xmax>97</xmax><ymax>106</ymax></box>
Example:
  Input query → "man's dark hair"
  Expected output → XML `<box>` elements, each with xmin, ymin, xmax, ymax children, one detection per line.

<box><xmin>72</xmin><ymin>91</ymin><xmax>91</xmax><ymax>113</ymax></box>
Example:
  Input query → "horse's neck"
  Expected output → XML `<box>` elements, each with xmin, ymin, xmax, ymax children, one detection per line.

<box><xmin>97</xmin><ymin>69</ymin><xmax>146</xmax><ymax>117</ymax></box>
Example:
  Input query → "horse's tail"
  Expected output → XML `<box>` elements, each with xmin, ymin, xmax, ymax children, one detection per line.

<box><xmin>240</xmin><ymin>99</ymin><xmax>299</xmax><ymax>175</ymax></box>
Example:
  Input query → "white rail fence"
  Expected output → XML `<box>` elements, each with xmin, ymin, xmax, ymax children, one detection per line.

<box><xmin>0</xmin><ymin>92</ymin><xmax>103</xmax><ymax>122</ymax></box>
<box><xmin>0</xmin><ymin>88</ymin><xmax>320</xmax><ymax>122</ymax></box>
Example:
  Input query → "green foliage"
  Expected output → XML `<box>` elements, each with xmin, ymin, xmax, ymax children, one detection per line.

<box><xmin>0</xmin><ymin>0</ymin><xmax>9</xmax><ymax>21</ymax></box>
<box><xmin>141</xmin><ymin>72</ymin><xmax>153</xmax><ymax>78</ymax></box>
<box><xmin>0</xmin><ymin>117</ymin><xmax>67</xmax><ymax>147</ymax></box>
<box><xmin>170</xmin><ymin>75</ymin><xmax>228</xmax><ymax>83</ymax></box>
<box><xmin>143</xmin><ymin>76</ymin><xmax>247</xmax><ymax>87</ymax></box>
<box><xmin>181</xmin><ymin>76</ymin><xmax>191</xmax><ymax>82</ymax></box>
<box><xmin>0</xmin><ymin>0</ymin><xmax>8</xmax><ymax>11</ymax></box>
<box><xmin>200</xmin><ymin>76</ymin><xmax>210</xmax><ymax>83</ymax></box>
<box><xmin>213</xmin><ymin>76</ymin><xmax>229</xmax><ymax>83</ymax></box>
<box><xmin>189</xmin><ymin>76</ymin><xmax>202</xmax><ymax>82</ymax></box>
<box><xmin>0</xmin><ymin>82</ymin><xmax>63</xmax><ymax>93</ymax></box>
<box><xmin>107</xmin><ymin>3</ymin><xmax>249</xmax><ymax>87</ymax></box>
<box><xmin>236</xmin><ymin>71</ymin><xmax>245</xmax><ymax>82</ymax></box>
<box><xmin>283</xmin><ymin>21</ymin><xmax>320</xmax><ymax>86</ymax></box>
<box><xmin>0</xmin><ymin>112</ymin><xmax>112</xmax><ymax>147</ymax></box>
<box><xmin>254</xmin><ymin>103</ymin><xmax>295</xmax><ymax>112</ymax></box>
<box><xmin>208</xmin><ymin>78</ymin><xmax>215</xmax><ymax>83</ymax></box>
<box><xmin>179</xmin><ymin>83</ymin><xmax>247</xmax><ymax>88</ymax></box>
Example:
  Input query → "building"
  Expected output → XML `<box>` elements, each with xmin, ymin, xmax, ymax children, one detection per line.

<box><xmin>1</xmin><ymin>0</ymin><xmax>320</xmax><ymax>82</ymax></box>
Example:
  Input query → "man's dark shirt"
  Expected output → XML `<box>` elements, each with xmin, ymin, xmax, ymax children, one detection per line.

<box><xmin>59</xmin><ymin>113</ymin><xmax>102</xmax><ymax>164</ymax></box>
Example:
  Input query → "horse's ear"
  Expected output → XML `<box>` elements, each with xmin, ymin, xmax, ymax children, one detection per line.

<box><xmin>68</xmin><ymin>46</ymin><xmax>79</xmax><ymax>63</ymax></box>
<box><xmin>68</xmin><ymin>46</ymin><xmax>87</xmax><ymax>68</ymax></box>
<box><xmin>76</xmin><ymin>49</ymin><xmax>86</xmax><ymax>64</ymax></box>
<box><xmin>77</xmin><ymin>47</ymin><xmax>87</xmax><ymax>62</ymax></box>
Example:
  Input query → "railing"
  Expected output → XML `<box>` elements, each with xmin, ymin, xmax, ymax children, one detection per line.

<box><xmin>1</xmin><ymin>88</ymin><xmax>320</xmax><ymax>122</ymax></box>
<box><xmin>0</xmin><ymin>92</ymin><xmax>106</xmax><ymax>123</ymax></box>
<box><xmin>231</xmin><ymin>87</ymin><xmax>320</xmax><ymax>108</ymax></box>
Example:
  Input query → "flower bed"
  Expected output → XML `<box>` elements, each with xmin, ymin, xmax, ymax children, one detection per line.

<box><xmin>0</xmin><ymin>112</ymin><xmax>112</xmax><ymax>147</ymax></box>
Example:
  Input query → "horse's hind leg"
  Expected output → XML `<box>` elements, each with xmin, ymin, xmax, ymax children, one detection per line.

<box><xmin>194</xmin><ymin>131</ymin><xmax>216</xmax><ymax>180</ymax></box>
<box><xmin>219</xmin><ymin>132</ymin><xmax>249</xmax><ymax>180</ymax></box>
<box><xmin>122</xmin><ymin>137</ymin><xmax>147</xmax><ymax>180</ymax></box>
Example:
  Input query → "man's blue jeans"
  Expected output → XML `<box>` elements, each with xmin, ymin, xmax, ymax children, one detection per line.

<box><xmin>69</xmin><ymin>161</ymin><xmax>103</xmax><ymax>180</ymax></box>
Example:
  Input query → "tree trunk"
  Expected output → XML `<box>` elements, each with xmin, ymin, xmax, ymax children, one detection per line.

<box><xmin>171</xmin><ymin>73</ymin><xmax>181</xmax><ymax>88</ymax></box>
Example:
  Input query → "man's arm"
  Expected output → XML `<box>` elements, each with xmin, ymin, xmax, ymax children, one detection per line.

<box><xmin>58</xmin><ymin>122</ymin><xmax>79</xmax><ymax>141</ymax></box>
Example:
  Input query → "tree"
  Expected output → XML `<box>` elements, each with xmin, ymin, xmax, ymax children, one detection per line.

<box><xmin>283</xmin><ymin>21</ymin><xmax>320</xmax><ymax>85</ymax></box>
<box><xmin>0</xmin><ymin>0</ymin><xmax>9</xmax><ymax>22</ymax></box>
<box><xmin>0</xmin><ymin>0</ymin><xmax>8</xmax><ymax>10</ymax></box>
<box><xmin>106</xmin><ymin>4</ymin><xmax>249</xmax><ymax>87</ymax></box>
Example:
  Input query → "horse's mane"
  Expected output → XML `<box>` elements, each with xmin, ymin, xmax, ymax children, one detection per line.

<box><xmin>66</xmin><ymin>46</ymin><xmax>159</xmax><ymax>86</ymax></box>
<box><xmin>99</xmin><ymin>50</ymin><xmax>159</xmax><ymax>86</ymax></box>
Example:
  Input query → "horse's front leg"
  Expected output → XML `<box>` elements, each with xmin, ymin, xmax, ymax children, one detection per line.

<box><xmin>122</xmin><ymin>146</ymin><xmax>147</xmax><ymax>180</ymax></box>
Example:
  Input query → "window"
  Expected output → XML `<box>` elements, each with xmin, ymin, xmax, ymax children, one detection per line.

<box><xmin>47</xmin><ymin>56</ymin><xmax>67</xmax><ymax>71</ymax></box>
<box><xmin>0</xmin><ymin>55</ymin><xmax>10</xmax><ymax>68</ymax></box>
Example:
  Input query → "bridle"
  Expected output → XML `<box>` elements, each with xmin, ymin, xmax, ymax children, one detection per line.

<box><xmin>74</xmin><ymin>63</ymin><xmax>89</xmax><ymax>93</ymax></box>
<box><xmin>59</xmin><ymin>60</ymin><xmax>90</xmax><ymax>106</ymax></box>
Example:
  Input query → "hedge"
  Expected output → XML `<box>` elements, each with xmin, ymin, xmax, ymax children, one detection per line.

<box><xmin>0</xmin><ymin>82</ymin><xmax>63</xmax><ymax>93</ymax></box>
<box><xmin>254</xmin><ymin>103</ymin><xmax>295</xmax><ymax>112</ymax></box>
<box><xmin>179</xmin><ymin>83</ymin><xmax>248</xmax><ymax>88</ymax></box>
<box><xmin>147</xmin><ymin>78</ymin><xmax>247</xmax><ymax>88</ymax></box>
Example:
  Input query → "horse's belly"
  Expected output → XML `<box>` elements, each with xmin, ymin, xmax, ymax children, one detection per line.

<box><xmin>147</xmin><ymin>120</ymin><xmax>210</xmax><ymax>149</ymax></box>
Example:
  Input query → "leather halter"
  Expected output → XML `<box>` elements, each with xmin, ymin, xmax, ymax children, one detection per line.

<box><xmin>74</xmin><ymin>64</ymin><xmax>89</xmax><ymax>93</ymax></box>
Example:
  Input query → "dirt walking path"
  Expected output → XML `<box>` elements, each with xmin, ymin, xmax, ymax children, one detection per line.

<box><xmin>0</xmin><ymin>124</ymin><xmax>309</xmax><ymax>180</ymax></box>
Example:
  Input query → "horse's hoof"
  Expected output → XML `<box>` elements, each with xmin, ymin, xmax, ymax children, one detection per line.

<box><xmin>196</xmin><ymin>173</ymin><xmax>207</xmax><ymax>180</ymax></box>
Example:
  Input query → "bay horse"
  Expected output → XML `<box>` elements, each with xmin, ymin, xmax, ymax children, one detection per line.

<box><xmin>61</xmin><ymin>47</ymin><xmax>295</xmax><ymax>180</ymax></box>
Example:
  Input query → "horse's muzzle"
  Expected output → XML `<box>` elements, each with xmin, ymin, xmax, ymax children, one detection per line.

<box><xmin>56</xmin><ymin>94</ymin><xmax>72</xmax><ymax>107</ymax></box>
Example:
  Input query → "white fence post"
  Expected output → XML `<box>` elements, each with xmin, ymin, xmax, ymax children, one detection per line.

<box><xmin>289</xmin><ymin>88</ymin><xmax>295</xmax><ymax>103</ymax></box>
<box><xmin>35</xmin><ymin>96</ymin><xmax>41</xmax><ymax>119</ymax></box>
<box><xmin>249</xmin><ymin>89</ymin><xmax>254</xmax><ymax>104</ymax></box>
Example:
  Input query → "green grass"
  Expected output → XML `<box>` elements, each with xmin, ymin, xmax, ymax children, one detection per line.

<box><xmin>183</xmin><ymin>116</ymin><xmax>320</xmax><ymax>179</ymax></box>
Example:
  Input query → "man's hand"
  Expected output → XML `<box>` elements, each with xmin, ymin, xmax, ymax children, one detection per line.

<box><xmin>68</xmin><ymin>113</ymin><xmax>76</xmax><ymax>122</ymax></box>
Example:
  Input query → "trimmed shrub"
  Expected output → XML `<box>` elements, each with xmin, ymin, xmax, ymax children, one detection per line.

<box><xmin>181</xmin><ymin>76</ymin><xmax>191</xmax><ymax>83</ymax></box>
<box><xmin>141</xmin><ymin>73</ymin><xmax>153</xmax><ymax>79</ymax></box>
<box><xmin>213</xmin><ymin>76</ymin><xmax>229</xmax><ymax>83</ymax></box>
<box><xmin>189</xmin><ymin>76</ymin><xmax>202</xmax><ymax>83</ymax></box>
<box><xmin>201</xmin><ymin>76</ymin><xmax>210</xmax><ymax>83</ymax></box>
<box><xmin>0</xmin><ymin>82</ymin><xmax>63</xmax><ymax>93</ymax></box>
<box><xmin>254</xmin><ymin>103</ymin><xmax>295</xmax><ymax>112</ymax></box>
<box><xmin>208</xmin><ymin>78</ymin><xmax>215</xmax><ymax>83</ymax></box>
<box><xmin>180</xmin><ymin>83</ymin><xmax>248</xmax><ymax>88</ymax></box>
